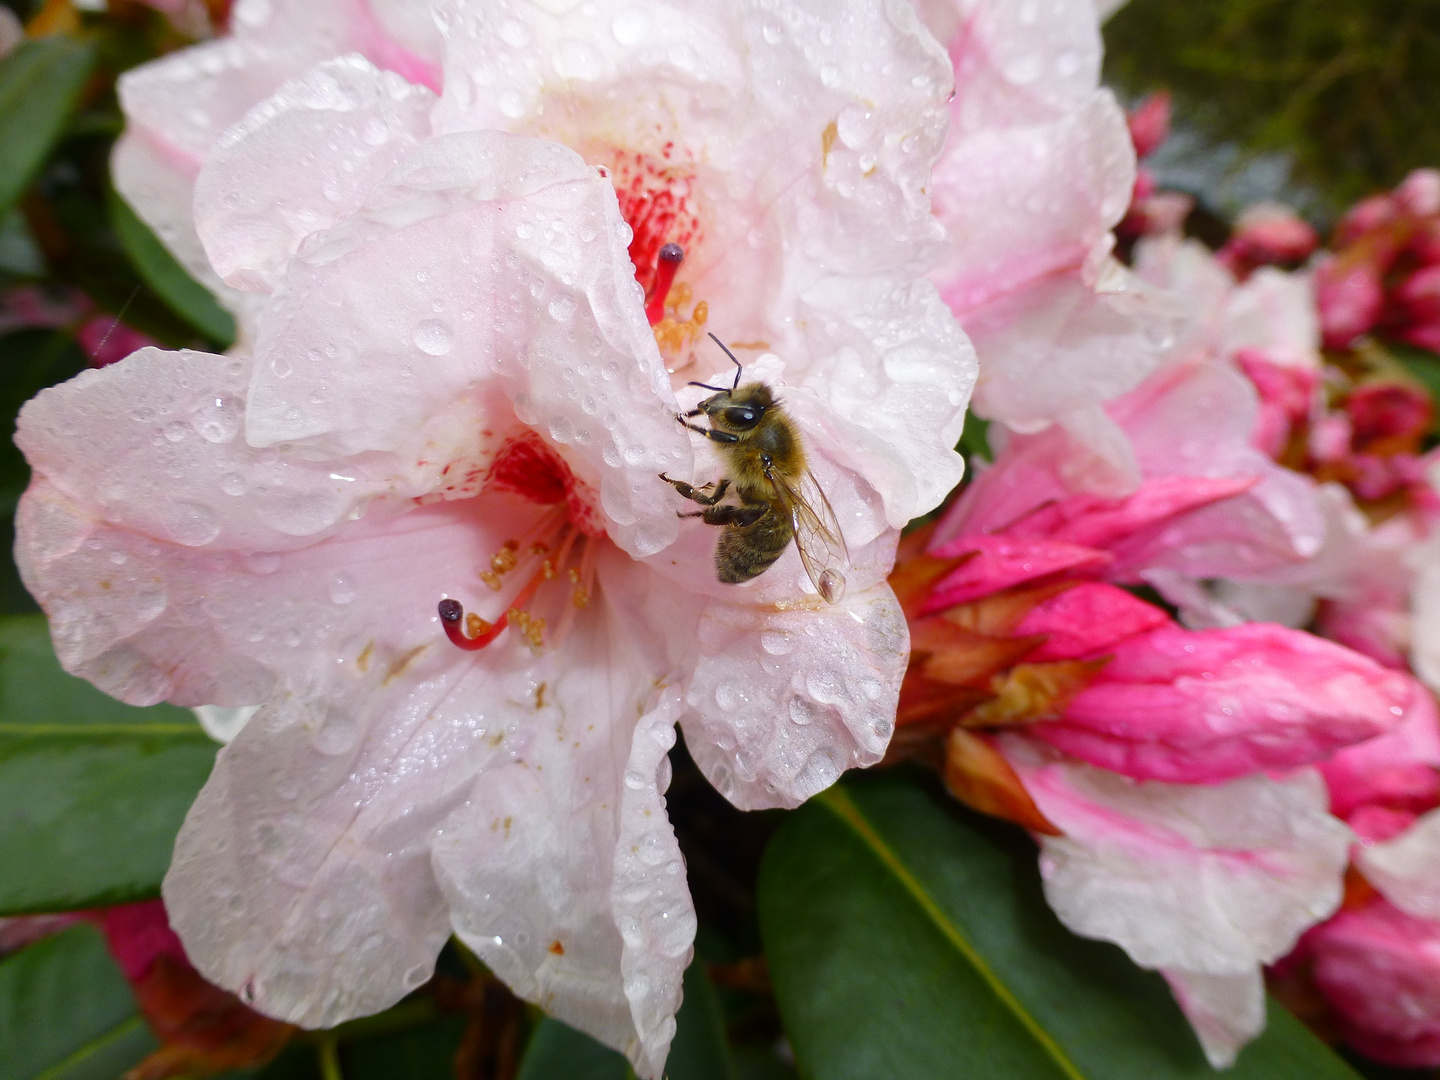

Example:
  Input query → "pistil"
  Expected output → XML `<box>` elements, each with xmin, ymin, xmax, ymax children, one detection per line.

<box><xmin>645</xmin><ymin>243</ymin><xmax>685</xmax><ymax>326</ymax></box>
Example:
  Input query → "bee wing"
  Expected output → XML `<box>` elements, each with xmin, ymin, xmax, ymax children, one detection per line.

<box><xmin>775</xmin><ymin>468</ymin><xmax>849</xmax><ymax>604</ymax></box>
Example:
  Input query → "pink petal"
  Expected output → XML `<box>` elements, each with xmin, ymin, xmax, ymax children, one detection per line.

<box><xmin>924</xmin><ymin>535</ymin><xmax>1111</xmax><ymax>610</ymax></box>
<box><xmin>98</xmin><ymin>900</ymin><xmax>188</xmax><ymax>982</ymax></box>
<box><xmin>1308</xmin><ymin>899</ymin><xmax>1440</xmax><ymax>1068</ymax></box>
<box><xmin>1320</xmin><ymin>679</ymin><xmax>1440</xmax><ymax>817</ymax></box>
<box><xmin>195</xmin><ymin>57</ymin><xmax>437</xmax><ymax>293</ymax></box>
<box><xmin>930</xmin><ymin>94</ymin><xmax>1133</xmax><ymax>315</ymax></box>
<box><xmin>1036</xmin><ymin>623</ymin><xmax>1412</xmax><ymax>782</ymax></box>
<box><xmin>1005</xmin><ymin>735</ymin><xmax>1350</xmax><ymax>980</ymax></box>
<box><xmin>1012</xmin><ymin>582</ymin><xmax>1170</xmax><ymax>661</ymax></box>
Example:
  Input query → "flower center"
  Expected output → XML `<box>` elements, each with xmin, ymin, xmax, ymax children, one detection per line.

<box><xmin>436</xmin><ymin>436</ymin><xmax>602</xmax><ymax>652</ymax></box>
<box><xmin>595</xmin><ymin>145</ymin><xmax>709</xmax><ymax>369</ymax></box>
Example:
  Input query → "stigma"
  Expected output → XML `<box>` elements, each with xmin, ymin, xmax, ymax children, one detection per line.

<box><xmin>438</xmin><ymin>513</ymin><xmax>596</xmax><ymax>653</ymax></box>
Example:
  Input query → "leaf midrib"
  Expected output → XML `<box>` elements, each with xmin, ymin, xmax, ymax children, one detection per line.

<box><xmin>0</xmin><ymin>724</ymin><xmax>206</xmax><ymax>737</ymax></box>
<box><xmin>815</xmin><ymin>787</ymin><xmax>1086</xmax><ymax>1080</ymax></box>
<box><xmin>31</xmin><ymin>1014</ymin><xmax>147</xmax><ymax>1080</ymax></box>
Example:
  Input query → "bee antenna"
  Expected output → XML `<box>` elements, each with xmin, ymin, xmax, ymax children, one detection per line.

<box><xmin>707</xmin><ymin>332</ymin><xmax>744</xmax><ymax>391</ymax></box>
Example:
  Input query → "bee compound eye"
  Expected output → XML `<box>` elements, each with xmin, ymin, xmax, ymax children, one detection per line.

<box><xmin>724</xmin><ymin>405</ymin><xmax>760</xmax><ymax>429</ymax></box>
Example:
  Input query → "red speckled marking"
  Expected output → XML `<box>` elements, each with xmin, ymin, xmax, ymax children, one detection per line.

<box><xmin>487</xmin><ymin>433</ymin><xmax>606</xmax><ymax>537</ymax></box>
<box><xmin>607</xmin><ymin>144</ymin><xmax>702</xmax><ymax>297</ymax></box>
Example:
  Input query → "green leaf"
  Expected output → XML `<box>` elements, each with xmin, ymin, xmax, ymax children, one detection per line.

<box><xmin>957</xmin><ymin>410</ymin><xmax>992</xmax><ymax>463</ymax></box>
<box><xmin>516</xmin><ymin>1018</ymin><xmax>631</xmax><ymax>1080</ymax></box>
<box><xmin>516</xmin><ymin>959</ymin><xmax>739</xmax><ymax>1080</ymax></box>
<box><xmin>0</xmin><ymin>37</ymin><xmax>96</xmax><ymax>221</ymax></box>
<box><xmin>108</xmin><ymin>187</ymin><xmax>235</xmax><ymax>347</ymax></box>
<box><xmin>1387</xmin><ymin>342</ymin><xmax>1440</xmax><ymax>434</ymax></box>
<box><xmin>341</xmin><ymin>1015</ymin><xmax>468</xmax><ymax>1080</ymax></box>
<box><xmin>0</xmin><ymin>615</ymin><xmax>215</xmax><ymax>914</ymax></box>
<box><xmin>0</xmin><ymin>922</ymin><xmax>156</xmax><ymax>1080</ymax></box>
<box><xmin>758</xmin><ymin>769</ymin><xmax>1365</xmax><ymax>1080</ymax></box>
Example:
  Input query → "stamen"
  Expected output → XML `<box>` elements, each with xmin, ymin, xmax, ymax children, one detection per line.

<box><xmin>645</xmin><ymin>243</ymin><xmax>685</xmax><ymax>326</ymax></box>
<box><xmin>439</xmin><ymin>598</ymin><xmax>505</xmax><ymax>651</ymax></box>
<box><xmin>439</xmin><ymin>520</ymin><xmax>580</xmax><ymax>653</ymax></box>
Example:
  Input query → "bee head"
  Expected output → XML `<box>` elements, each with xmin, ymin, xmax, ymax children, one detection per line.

<box><xmin>702</xmin><ymin>382</ymin><xmax>774</xmax><ymax>433</ymax></box>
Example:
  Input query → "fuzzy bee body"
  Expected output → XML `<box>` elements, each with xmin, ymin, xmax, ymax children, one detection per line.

<box><xmin>662</xmin><ymin>339</ymin><xmax>848</xmax><ymax>603</ymax></box>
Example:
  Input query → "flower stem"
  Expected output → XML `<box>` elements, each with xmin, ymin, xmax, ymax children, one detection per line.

<box><xmin>318</xmin><ymin>1035</ymin><xmax>343</xmax><ymax>1080</ymax></box>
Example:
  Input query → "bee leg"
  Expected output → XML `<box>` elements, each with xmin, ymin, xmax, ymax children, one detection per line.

<box><xmin>699</xmin><ymin>504</ymin><xmax>766</xmax><ymax>528</ymax></box>
<box><xmin>660</xmin><ymin>474</ymin><xmax>731</xmax><ymax>506</ymax></box>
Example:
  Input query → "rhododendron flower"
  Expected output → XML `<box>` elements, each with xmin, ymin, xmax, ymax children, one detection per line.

<box><xmin>21</xmin><ymin>3</ymin><xmax>978</xmax><ymax>1075</ymax></box>
<box><xmin>889</xmin><ymin>514</ymin><xmax>1404</xmax><ymax>1065</ymax></box>
<box><xmin>1307</xmin><ymin>898</ymin><xmax>1440</xmax><ymax>1068</ymax></box>
<box><xmin>913</xmin><ymin>0</ymin><xmax>1179</xmax><ymax>461</ymax></box>
<box><xmin>1003</xmin><ymin>736</ymin><xmax>1352</xmax><ymax>1068</ymax></box>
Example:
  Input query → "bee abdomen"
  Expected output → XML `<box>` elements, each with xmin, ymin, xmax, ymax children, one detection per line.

<box><xmin>715</xmin><ymin>510</ymin><xmax>793</xmax><ymax>583</ymax></box>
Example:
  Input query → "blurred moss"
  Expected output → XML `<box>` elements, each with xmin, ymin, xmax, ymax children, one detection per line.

<box><xmin>1104</xmin><ymin>0</ymin><xmax>1440</xmax><ymax>221</ymax></box>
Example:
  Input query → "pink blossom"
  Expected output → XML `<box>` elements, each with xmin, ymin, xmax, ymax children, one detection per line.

<box><xmin>1125</xmin><ymin>91</ymin><xmax>1170</xmax><ymax>160</ymax></box>
<box><xmin>1319</xmin><ymin>680</ymin><xmax>1440</xmax><ymax>817</ymax></box>
<box><xmin>935</xmin><ymin>359</ymin><xmax>1325</xmax><ymax>587</ymax></box>
<box><xmin>1397</xmin><ymin>168</ymin><xmax>1440</xmax><ymax>218</ymax></box>
<box><xmin>915</xmin><ymin>0</ymin><xmax>1179</xmax><ymax>450</ymax></box>
<box><xmin>97</xmin><ymin>899</ymin><xmax>190</xmax><ymax>982</ymax></box>
<box><xmin>1034</xmin><ymin>622</ymin><xmax>1412</xmax><ymax>783</ymax></box>
<box><xmin>29</xmin><ymin>5</ymin><xmax>978</xmax><ymax>1073</ymax></box>
<box><xmin>1316</xmin><ymin>256</ymin><xmax>1385</xmax><ymax>349</ymax></box>
<box><xmin>1010</xmin><ymin>581</ymin><xmax>1170</xmax><ymax>662</ymax></box>
<box><xmin>1235</xmin><ymin>349</ymin><xmax>1319</xmax><ymax>458</ymax></box>
<box><xmin>1396</xmin><ymin>264</ymin><xmax>1440</xmax><ymax>326</ymax></box>
<box><xmin>1002</xmin><ymin>735</ymin><xmax>1352</xmax><ymax>1067</ymax></box>
<box><xmin>1308</xmin><ymin>900</ymin><xmax>1440</xmax><ymax>1068</ymax></box>
<box><xmin>1335</xmin><ymin>194</ymin><xmax>1398</xmax><ymax>247</ymax></box>
<box><xmin>1217</xmin><ymin>202</ymin><xmax>1319</xmax><ymax>278</ymax></box>
<box><xmin>75</xmin><ymin>315</ymin><xmax>160</xmax><ymax>369</ymax></box>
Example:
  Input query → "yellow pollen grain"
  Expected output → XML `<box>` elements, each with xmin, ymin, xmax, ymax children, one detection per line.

<box><xmin>466</xmin><ymin>612</ymin><xmax>490</xmax><ymax>637</ymax></box>
<box><xmin>573</xmin><ymin>586</ymin><xmax>591</xmax><ymax>609</ymax></box>
<box><xmin>568</xmin><ymin>567</ymin><xmax>581</xmax><ymax>583</ymax></box>
<box><xmin>480</xmin><ymin>570</ymin><xmax>504</xmax><ymax>591</ymax></box>
<box><xmin>529</xmin><ymin>542</ymin><xmax>550</xmax><ymax>555</ymax></box>
<box><xmin>542</xmin><ymin>559</ymin><xmax>557</xmax><ymax>580</ymax></box>
<box><xmin>822</xmin><ymin>119</ymin><xmax>838</xmax><ymax>168</ymax></box>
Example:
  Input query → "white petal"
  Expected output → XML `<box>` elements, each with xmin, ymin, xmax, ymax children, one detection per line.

<box><xmin>1160</xmin><ymin>968</ymin><xmax>1266</xmax><ymax>1069</ymax></box>
<box><xmin>1357</xmin><ymin>808</ymin><xmax>1440</xmax><ymax>921</ymax></box>
<box><xmin>193</xmin><ymin>703</ymin><xmax>262</xmax><ymax>743</ymax></box>
<box><xmin>681</xmin><ymin>575</ymin><xmax>907</xmax><ymax>810</ymax></box>
<box><xmin>1005</xmin><ymin>737</ymin><xmax>1352</xmax><ymax>975</ymax></box>
<box><xmin>195</xmin><ymin>56</ymin><xmax>437</xmax><ymax>292</ymax></box>
<box><xmin>433</xmin><ymin>595</ymin><xmax>694</xmax><ymax>1080</ymax></box>
<box><xmin>247</xmin><ymin>131</ymin><xmax>690</xmax><ymax>559</ymax></box>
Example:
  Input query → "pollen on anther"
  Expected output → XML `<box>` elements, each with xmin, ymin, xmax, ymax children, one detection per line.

<box><xmin>480</xmin><ymin>570</ymin><xmax>504</xmax><ymax>591</ymax></box>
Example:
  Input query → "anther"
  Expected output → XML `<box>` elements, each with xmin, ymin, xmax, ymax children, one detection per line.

<box><xmin>645</xmin><ymin>243</ymin><xmax>685</xmax><ymax>326</ymax></box>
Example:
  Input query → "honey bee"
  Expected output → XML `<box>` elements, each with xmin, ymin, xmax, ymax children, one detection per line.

<box><xmin>661</xmin><ymin>334</ymin><xmax>848</xmax><ymax>603</ymax></box>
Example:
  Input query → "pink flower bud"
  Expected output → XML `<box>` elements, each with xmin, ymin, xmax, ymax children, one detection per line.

<box><xmin>1401</xmin><ymin>319</ymin><xmax>1440</xmax><ymax>355</ymax></box>
<box><xmin>1396</xmin><ymin>263</ymin><xmax>1440</xmax><ymax>326</ymax></box>
<box><xmin>1349</xmin><ymin>805</ymin><xmax>1418</xmax><ymax>844</ymax></box>
<box><xmin>1032</xmin><ymin>622</ymin><xmax>1412</xmax><ymax>783</ymax></box>
<box><xmin>1126</xmin><ymin>91</ymin><xmax>1171</xmax><ymax>160</ymax></box>
<box><xmin>1397</xmin><ymin>168</ymin><xmax>1440</xmax><ymax>218</ymax></box>
<box><xmin>1347</xmin><ymin>382</ymin><xmax>1434</xmax><ymax>448</ymax></box>
<box><xmin>75</xmin><ymin>316</ymin><xmax>159</xmax><ymax>369</ymax></box>
<box><xmin>1317</xmin><ymin>257</ymin><xmax>1385</xmax><ymax>348</ymax></box>
<box><xmin>1411</xmin><ymin>218</ymin><xmax>1440</xmax><ymax>267</ymax></box>
<box><xmin>1308</xmin><ymin>412</ymin><xmax>1354</xmax><ymax>463</ymax></box>
<box><xmin>1309</xmin><ymin>900</ymin><xmax>1440</xmax><ymax>1068</ymax></box>
<box><xmin>923</xmin><ymin>535</ymin><xmax>1111</xmax><ymax>611</ymax></box>
<box><xmin>1219</xmin><ymin>203</ymin><xmax>1318</xmax><ymax>276</ymax></box>
<box><xmin>1335</xmin><ymin>194</ymin><xmax>1398</xmax><ymax>248</ymax></box>
<box><xmin>1235</xmin><ymin>350</ymin><xmax>1319</xmax><ymax>458</ymax></box>
<box><xmin>96</xmin><ymin>899</ymin><xmax>189</xmax><ymax>982</ymax></box>
<box><xmin>1012</xmin><ymin>581</ymin><xmax>1171</xmax><ymax>661</ymax></box>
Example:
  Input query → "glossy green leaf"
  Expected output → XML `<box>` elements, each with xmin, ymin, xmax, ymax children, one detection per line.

<box><xmin>342</xmin><ymin>1015</ymin><xmax>467</xmax><ymax>1080</ymax></box>
<box><xmin>0</xmin><ymin>922</ymin><xmax>155</xmax><ymax>1080</ymax></box>
<box><xmin>0</xmin><ymin>37</ymin><xmax>96</xmax><ymax>221</ymax></box>
<box><xmin>0</xmin><ymin>615</ymin><xmax>215</xmax><ymax>914</ymax></box>
<box><xmin>517</xmin><ymin>959</ymin><xmax>738</xmax><ymax>1080</ymax></box>
<box><xmin>108</xmin><ymin>188</ymin><xmax>235</xmax><ymax>347</ymax></box>
<box><xmin>758</xmin><ymin>769</ymin><xmax>1365</xmax><ymax>1080</ymax></box>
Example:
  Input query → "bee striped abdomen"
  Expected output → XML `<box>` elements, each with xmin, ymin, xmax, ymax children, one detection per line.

<box><xmin>715</xmin><ymin>504</ymin><xmax>794</xmax><ymax>583</ymax></box>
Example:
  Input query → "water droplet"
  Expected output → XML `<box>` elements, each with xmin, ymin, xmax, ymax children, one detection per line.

<box><xmin>412</xmin><ymin>319</ymin><xmax>453</xmax><ymax>356</ymax></box>
<box><xmin>192</xmin><ymin>394</ymin><xmax>242</xmax><ymax>443</ymax></box>
<box><xmin>548</xmin><ymin>293</ymin><xmax>577</xmax><ymax>322</ymax></box>
<box><xmin>611</xmin><ymin>7</ymin><xmax>649</xmax><ymax>44</ymax></box>
<box><xmin>329</xmin><ymin>573</ymin><xmax>357</xmax><ymax>605</ymax></box>
<box><xmin>162</xmin><ymin>501</ymin><xmax>221</xmax><ymax>546</ymax></box>
<box><xmin>220</xmin><ymin>472</ymin><xmax>247</xmax><ymax>496</ymax></box>
<box><xmin>163</xmin><ymin>421</ymin><xmax>189</xmax><ymax>443</ymax></box>
<box><xmin>270</xmin><ymin>354</ymin><xmax>293</xmax><ymax>378</ymax></box>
